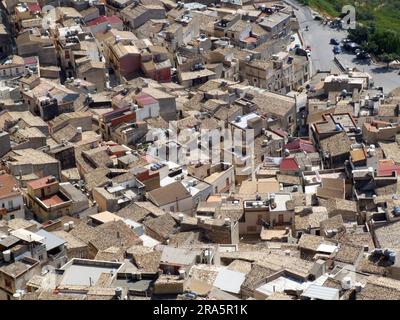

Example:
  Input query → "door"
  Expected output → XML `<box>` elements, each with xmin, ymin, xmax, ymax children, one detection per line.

<box><xmin>278</xmin><ymin>214</ymin><xmax>284</xmax><ymax>225</ymax></box>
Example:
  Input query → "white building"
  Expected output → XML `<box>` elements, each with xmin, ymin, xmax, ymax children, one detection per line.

<box><xmin>0</xmin><ymin>174</ymin><xmax>24</xmax><ymax>220</ymax></box>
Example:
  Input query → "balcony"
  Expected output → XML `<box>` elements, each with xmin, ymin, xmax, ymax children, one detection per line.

<box><xmin>7</xmin><ymin>205</ymin><xmax>21</xmax><ymax>213</ymax></box>
<box><xmin>0</xmin><ymin>205</ymin><xmax>22</xmax><ymax>217</ymax></box>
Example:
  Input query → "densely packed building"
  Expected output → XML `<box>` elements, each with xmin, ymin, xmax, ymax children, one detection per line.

<box><xmin>0</xmin><ymin>0</ymin><xmax>399</xmax><ymax>301</ymax></box>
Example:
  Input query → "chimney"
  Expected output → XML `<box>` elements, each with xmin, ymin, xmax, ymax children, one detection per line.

<box><xmin>76</xmin><ymin>127</ymin><xmax>82</xmax><ymax>141</ymax></box>
<box><xmin>269</xmin><ymin>193</ymin><xmax>276</xmax><ymax>209</ymax></box>
<box><xmin>178</xmin><ymin>269</ymin><xmax>186</xmax><ymax>279</ymax></box>
<box><xmin>115</xmin><ymin>287</ymin><xmax>122</xmax><ymax>299</ymax></box>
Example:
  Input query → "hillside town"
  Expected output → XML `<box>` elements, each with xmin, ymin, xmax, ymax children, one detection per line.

<box><xmin>0</xmin><ymin>0</ymin><xmax>400</xmax><ymax>301</ymax></box>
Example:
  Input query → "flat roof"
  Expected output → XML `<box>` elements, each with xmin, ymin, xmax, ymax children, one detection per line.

<box><xmin>256</xmin><ymin>276</ymin><xmax>304</xmax><ymax>296</ymax></box>
<box><xmin>213</xmin><ymin>268</ymin><xmax>246</xmax><ymax>294</ymax></box>
<box><xmin>60</xmin><ymin>259</ymin><xmax>123</xmax><ymax>287</ymax></box>
<box><xmin>231</xmin><ymin>113</ymin><xmax>260</xmax><ymax>129</ymax></box>
<box><xmin>90</xmin><ymin>211</ymin><xmax>123</xmax><ymax>224</ymax></box>
<box><xmin>302</xmin><ymin>284</ymin><xmax>339</xmax><ymax>300</ymax></box>
<box><xmin>139</xmin><ymin>234</ymin><xmax>160</xmax><ymax>248</ymax></box>
<box><xmin>317</xmin><ymin>244</ymin><xmax>337</xmax><ymax>254</ymax></box>
<box><xmin>41</xmin><ymin>194</ymin><xmax>67</xmax><ymax>207</ymax></box>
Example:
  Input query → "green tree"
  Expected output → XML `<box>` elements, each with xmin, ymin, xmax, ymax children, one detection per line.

<box><xmin>372</xmin><ymin>30</ymin><xmax>400</xmax><ymax>55</ymax></box>
<box><xmin>348</xmin><ymin>25</ymin><xmax>369</xmax><ymax>43</ymax></box>
<box><xmin>379</xmin><ymin>53</ymin><xmax>397</xmax><ymax>68</ymax></box>
<box><xmin>361</xmin><ymin>41</ymin><xmax>379</xmax><ymax>55</ymax></box>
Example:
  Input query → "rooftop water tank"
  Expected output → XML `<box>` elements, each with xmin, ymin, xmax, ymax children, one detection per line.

<box><xmin>341</xmin><ymin>276</ymin><xmax>352</xmax><ymax>290</ymax></box>
<box><xmin>224</xmin><ymin>218</ymin><xmax>231</xmax><ymax>226</ymax></box>
<box><xmin>115</xmin><ymin>287</ymin><xmax>122</xmax><ymax>299</ymax></box>
<box><xmin>63</xmin><ymin>223</ymin><xmax>70</xmax><ymax>231</ymax></box>
<box><xmin>3</xmin><ymin>249</ymin><xmax>11</xmax><ymax>262</ymax></box>
<box><xmin>389</xmin><ymin>252</ymin><xmax>396</xmax><ymax>264</ymax></box>
<box><xmin>178</xmin><ymin>269</ymin><xmax>186</xmax><ymax>279</ymax></box>
<box><xmin>13</xmin><ymin>293</ymin><xmax>22</xmax><ymax>300</ymax></box>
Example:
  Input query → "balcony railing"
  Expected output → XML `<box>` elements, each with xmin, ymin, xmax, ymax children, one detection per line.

<box><xmin>6</xmin><ymin>205</ymin><xmax>21</xmax><ymax>213</ymax></box>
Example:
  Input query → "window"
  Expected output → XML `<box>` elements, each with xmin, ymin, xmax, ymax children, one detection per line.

<box><xmin>4</xmin><ymin>278</ymin><xmax>12</xmax><ymax>289</ymax></box>
<box><xmin>226</xmin><ymin>177</ymin><xmax>230</xmax><ymax>186</ymax></box>
<box><xmin>38</xmin><ymin>255</ymin><xmax>43</xmax><ymax>260</ymax></box>
<box><xmin>9</xmin><ymin>215</ymin><xmax>15</xmax><ymax>220</ymax></box>
<box><xmin>215</xmin><ymin>186</ymin><xmax>218</xmax><ymax>193</ymax></box>
<box><xmin>298</xmin><ymin>231</ymin><xmax>303</xmax><ymax>239</ymax></box>
<box><xmin>8</xmin><ymin>200</ymin><xmax>13</xmax><ymax>208</ymax></box>
<box><xmin>170</xmin><ymin>205</ymin><xmax>175</xmax><ymax>212</ymax></box>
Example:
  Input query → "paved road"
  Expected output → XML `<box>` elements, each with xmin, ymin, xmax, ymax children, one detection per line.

<box><xmin>286</xmin><ymin>0</ymin><xmax>400</xmax><ymax>94</ymax></box>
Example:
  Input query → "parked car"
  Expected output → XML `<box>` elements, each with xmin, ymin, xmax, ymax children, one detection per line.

<box><xmin>294</xmin><ymin>43</ymin><xmax>301</xmax><ymax>49</ymax></box>
<box><xmin>330</xmin><ymin>38</ymin><xmax>339</xmax><ymax>45</ymax></box>
<box><xmin>295</xmin><ymin>48</ymin><xmax>308</xmax><ymax>57</ymax></box>
<box><xmin>356</xmin><ymin>51</ymin><xmax>371</xmax><ymax>60</ymax></box>
<box><xmin>333</xmin><ymin>45</ymin><xmax>342</xmax><ymax>54</ymax></box>
<box><xmin>344</xmin><ymin>42</ymin><xmax>361</xmax><ymax>53</ymax></box>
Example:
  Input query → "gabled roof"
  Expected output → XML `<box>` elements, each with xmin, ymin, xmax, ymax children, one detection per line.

<box><xmin>284</xmin><ymin>138</ymin><xmax>316</xmax><ymax>153</ymax></box>
<box><xmin>86</xmin><ymin>15</ymin><xmax>122</xmax><ymax>26</ymax></box>
<box><xmin>147</xmin><ymin>181</ymin><xmax>191</xmax><ymax>206</ymax></box>
<box><xmin>0</xmin><ymin>174</ymin><xmax>20</xmax><ymax>200</ymax></box>
<box><xmin>279</xmin><ymin>157</ymin><xmax>299</xmax><ymax>171</ymax></box>
<box><xmin>89</xmin><ymin>220</ymin><xmax>142</xmax><ymax>251</ymax></box>
<box><xmin>36</xmin><ymin>229</ymin><xmax>66</xmax><ymax>251</ymax></box>
<box><xmin>142</xmin><ymin>213</ymin><xmax>177</xmax><ymax>241</ymax></box>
